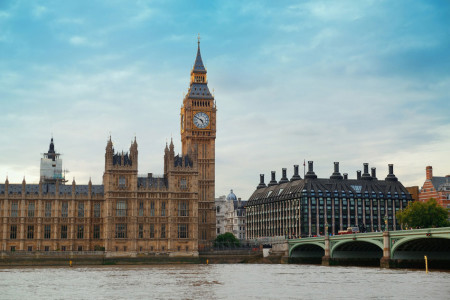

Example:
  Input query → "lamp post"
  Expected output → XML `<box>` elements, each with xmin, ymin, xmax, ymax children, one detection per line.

<box><xmin>325</xmin><ymin>222</ymin><xmax>329</xmax><ymax>236</ymax></box>
<box><xmin>384</xmin><ymin>214</ymin><xmax>388</xmax><ymax>232</ymax></box>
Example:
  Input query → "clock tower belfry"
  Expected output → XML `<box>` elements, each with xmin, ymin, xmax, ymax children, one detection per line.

<box><xmin>181</xmin><ymin>38</ymin><xmax>216</xmax><ymax>247</ymax></box>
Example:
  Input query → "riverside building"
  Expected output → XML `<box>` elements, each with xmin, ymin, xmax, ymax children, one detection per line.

<box><xmin>0</xmin><ymin>40</ymin><xmax>217</xmax><ymax>255</ymax></box>
<box><xmin>215</xmin><ymin>190</ymin><xmax>247</xmax><ymax>240</ymax></box>
<box><xmin>246</xmin><ymin>162</ymin><xmax>413</xmax><ymax>238</ymax></box>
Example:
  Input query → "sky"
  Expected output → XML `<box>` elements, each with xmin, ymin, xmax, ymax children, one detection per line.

<box><xmin>0</xmin><ymin>0</ymin><xmax>449</xmax><ymax>199</ymax></box>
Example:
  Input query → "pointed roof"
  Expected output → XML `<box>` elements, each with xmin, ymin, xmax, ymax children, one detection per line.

<box><xmin>193</xmin><ymin>40</ymin><xmax>206</xmax><ymax>73</ymax></box>
<box><xmin>48</xmin><ymin>138</ymin><xmax>55</xmax><ymax>154</ymax></box>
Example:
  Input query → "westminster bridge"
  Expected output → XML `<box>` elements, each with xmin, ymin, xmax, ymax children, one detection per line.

<box><xmin>285</xmin><ymin>227</ymin><xmax>450</xmax><ymax>268</ymax></box>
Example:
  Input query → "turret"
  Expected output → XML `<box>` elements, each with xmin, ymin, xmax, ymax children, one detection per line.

<box><xmin>22</xmin><ymin>177</ymin><xmax>26</xmax><ymax>194</ymax></box>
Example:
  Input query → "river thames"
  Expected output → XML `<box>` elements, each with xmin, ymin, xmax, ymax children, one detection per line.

<box><xmin>1</xmin><ymin>264</ymin><xmax>449</xmax><ymax>299</ymax></box>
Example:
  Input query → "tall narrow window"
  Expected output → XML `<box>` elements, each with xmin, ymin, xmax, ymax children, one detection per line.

<box><xmin>28</xmin><ymin>202</ymin><xmax>35</xmax><ymax>217</ymax></box>
<box><xmin>150</xmin><ymin>224</ymin><xmax>155</xmax><ymax>238</ymax></box>
<box><xmin>180</xmin><ymin>178</ymin><xmax>187</xmax><ymax>190</ymax></box>
<box><xmin>27</xmin><ymin>225</ymin><xmax>34</xmax><ymax>239</ymax></box>
<box><xmin>161</xmin><ymin>202</ymin><xmax>166</xmax><ymax>216</ymax></box>
<box><xmin>61</xmin><ymin>202</ymin><xmax>68</xmax><ymax>218</ymax></box>
<box><xmin>150</xmin><ymin>202</ymin><xmax>155</xmax><ymax>216</ymax></box>
<box><xmin>44</xmin><ymin>225</ymin><xmax>51</xmax><ymax>239</ymax></box>
<box><xmin>11</xmin><ymin>201</ymin><xmax>18</xmax><ymax>217</ymax></box>
<box><xmin>161</xmin><ymin>224</ymin><xmax>166</xmax><ymax>238</ymax></box>
<box><xmin>93</xmin><ymin>225</ymin><xmax>100</xmax><ymax>239</ymax></box>
<box><xmin>138</xmin><ymin>224</ymin><xmax>143</xmax><ymax>238</ymax></box>
<box><xmin>94</xmin><ymin>203</ymin><xmax>101</xmax><ymax>218</ymax></box>
<box><xmin>116</xmin><ymin>201</ymin><xmax>127</xmax><ymax>217</ymax></box>
<box><xmin>10</xmin><ymin>225</ymin><xmax>17</xmax><ymax>239</ymax></box>
<box><xmin>115</xmin><ymin>224</ymin><xmax>127</xmax><ymax>238</ymax></box>
<box><xmin>178</xmin><ymin>201</ymin><xmax>189</xmax><ymax>217</ymax></box>
<box><xmin>138</xmin><ymin>201</ymin><xmax>144</xmax><ymax>217</ymax></box>
<box><xmin>201</xmin><ymin>211</ymin><xmax>207</xmax><ymax>223</ymax></box>
<box><xmin>78</xmin><ymin>203</ymin><xmax>85</xmax><ymax>217</ymax></box>
<box><xmin>77</xmin><ymin>225</ymin><xmax>84</xmax><ymax>239</ymax></box>
<box><xmin>177</xmin><ymin>224</ymin><xmax>188</xmax><ymax>239</ymax></box>
<box><xmin>61</xmin><ymin>225</ymin><xmax>68</xmax><ymax>239</ymax></box>
<box><xmin>45</xmin><ymin>202</ymin><xmax>52</xmax><ymax>217</ymax></box>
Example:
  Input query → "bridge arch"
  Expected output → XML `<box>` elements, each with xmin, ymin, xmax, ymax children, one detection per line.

<box><xmin>289</xmin><ymin>242</ymin><xmax>325</xmax><ymax>258</ymax></box>
<box><xmin>330</xmin><ymin>239</ymin><xmax>384</xmax><ymax>262</ymax></box>
<box><xmin>391</xmin><ymin>236</ymin><xmax>450</xmax><ymax>260</ymax></box>
<box><xmin>330</xmin><ymin>239</ymin><xmax>383</xmax><ymax>258</ymax></box>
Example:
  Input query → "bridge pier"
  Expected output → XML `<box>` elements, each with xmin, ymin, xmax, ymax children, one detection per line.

<box><xmin>380</xmin><ymin>231</ymin><xmax>391</xmax><ymax>268</ymax></box>
<box><xmin>321</xmin><ymin>235</ymin><xmax>331</xmax><ymax>266</ymax></box>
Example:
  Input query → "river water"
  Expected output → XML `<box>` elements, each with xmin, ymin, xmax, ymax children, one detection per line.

<box><xmin>0</xmin><ymin>264</ymin><xmax>449</xmax><ymax>299</ymax></box>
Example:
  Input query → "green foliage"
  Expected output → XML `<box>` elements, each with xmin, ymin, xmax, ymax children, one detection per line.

<box><xmin>214</xmin><ymin>232</ymin><xmax>240</xmax><ymax>248</ymax></box>
<box><xmin>396</xmin><ymin>198</ymin><xmax>450</xmax><ymax>229</ymax></box>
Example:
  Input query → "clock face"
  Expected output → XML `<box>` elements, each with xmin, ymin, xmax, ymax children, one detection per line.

<box><xmin>193</xmin><ymin>112</ymin><xmax>210</xmax><ymax>129</ymax></box>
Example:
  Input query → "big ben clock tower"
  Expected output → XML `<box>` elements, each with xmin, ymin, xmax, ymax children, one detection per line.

<box><xmin>181</xmin><ymin>38</ymin><xmax>216</xmax><ymax>247</ymax></box>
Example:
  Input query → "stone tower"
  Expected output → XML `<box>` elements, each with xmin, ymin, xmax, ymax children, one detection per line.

<box><xmin>103</xmin><ymin>136</ymin><xmax>139</xmax><ymax>251</ymax></box>
<box><xmin>181</xmin><ymin>39</ymin><xmax>216</xmax><ymax>247</ymax></box>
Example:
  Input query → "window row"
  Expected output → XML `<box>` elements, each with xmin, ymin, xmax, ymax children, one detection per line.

<box><xmin>9</xmin><ymin>201</ymin><xmax>101</xmax><ymax>218</ymax></box>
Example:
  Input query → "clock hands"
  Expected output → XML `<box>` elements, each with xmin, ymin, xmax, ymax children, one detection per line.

<box><xmin>194</xmin><ymin>116</ymin><xmax>204</xmax><ymax>124</ymax></box>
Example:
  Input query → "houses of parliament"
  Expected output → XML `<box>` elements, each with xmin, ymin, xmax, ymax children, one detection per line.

<box><xmin>0</xmin><ymin>41</ymin><xmax>217</xmax><ymax>256</ymax></box>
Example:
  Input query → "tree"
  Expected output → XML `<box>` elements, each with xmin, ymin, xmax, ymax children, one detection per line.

<box><xmin>214</xmin><ymin>232</ymin><xmax>240</xmax><ymax>248</ymax></box>
<box><xmin>396</xmin><ymin>198</ymin><xmax>450</xmax><ymax>229</ymax></box>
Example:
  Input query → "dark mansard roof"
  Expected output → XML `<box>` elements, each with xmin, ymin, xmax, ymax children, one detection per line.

<box><xmin>247</xmin><ymin>178</ymin><xmax>412</xmax><ymax>206</ymax></box>
<box><xmin>0</xmin><ymin>184</ymin><xmax>104</xmax><ymax>196</ymax></box>
<box><xmin>431</xmin><ymin>176</ymin><xmax>450</xmax><ymax>191</ymax></box>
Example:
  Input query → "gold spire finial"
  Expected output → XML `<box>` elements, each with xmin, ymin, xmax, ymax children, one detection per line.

<box><xmin>197</xmin><ymin>33</ymin><xmax>200</xmax><ymax>46</ymax></box>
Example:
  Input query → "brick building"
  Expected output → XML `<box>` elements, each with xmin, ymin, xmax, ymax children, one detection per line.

<box><xmin>419</xmin><ymin>166</ymin><xmax>450</xmax><ymax>209</ymax></box>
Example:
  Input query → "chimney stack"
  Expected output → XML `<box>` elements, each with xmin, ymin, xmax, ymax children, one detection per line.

<box><xmin>330</xmin><ymin>162</ymin><xmax>343</xmax><ymax>180</ymax></box>
<box><xmin>343</xmin><ymin>173</ymin><xmax>348</xmax><ymax>180</ymax></box>
<box><xmin>357</xmin><ymin>170</ymin><xmax>361</xmax><ymax>180</ymax></box>
<box><xmin>279</xmin><ymin>168</ymin><xmax>289</xmax><ymax>184</ymax></box>
<box><xmin>385</xmin><ymin>164</ymin><xmax>398</xmax><ymax>182</ymax></box>
<box><xmin>268</xmin><ymin>171</ymin><xmax>278</xmax><ymax>186</ymax></box>
<box><xmin>290</xmin><ymin>165</ymin><xmax>301</xmax><ymax>181</ymax></box>
<box><xmin>426</xmin><ymin>166</ymin><xmax>433</xmax><ymax>180</ymax></box>
<box><xmin>371</xmin><ymin>167</ymin><xmax>377</xmax><ymax>180</ymax></box>
<box><xmin>257</xmin><ymin>174</ymin><xmax>266</xmax><ymax>189</ymax></box>
<box><xmin>361</xmin><ymin>163</ymin><xmax>371</xmax><ymax>180</ymax></box>
<box><xmin>304</xmin><ymin>161</ymin><xmax>317</xmax><ymax>179</ymax></box>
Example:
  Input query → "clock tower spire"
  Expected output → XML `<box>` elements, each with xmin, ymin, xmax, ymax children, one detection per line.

<box><xmin>181</xmin><ymin>38</ymin><xmax>216</xmax><ymax>247</ymax></box>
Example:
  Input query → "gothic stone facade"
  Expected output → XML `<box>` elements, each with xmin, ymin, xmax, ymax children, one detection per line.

<box><xmin>0</xmin><ymin>42</ymin><xmax>216</xmax><ymax>255</ymax></box>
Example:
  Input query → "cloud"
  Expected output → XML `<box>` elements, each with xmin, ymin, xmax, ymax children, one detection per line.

<box><xmin>131</xmin><ymin>7</ymin><xmax>153</xmax><ymax>23</ymax></box>
<box><xmin>68</xmin><ymin>35</ymin><xmax>102</xmax><ymax>47</ymax></box>
<box><xmin>32</xmin><ymin>5</ymin><xmax>48</xmax><ymax>18</ymax></box>
<box><xmin>0</xmin><ymin>0</ymin><xmax>449</xmax><ymax>200</ymax></box>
